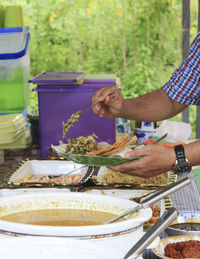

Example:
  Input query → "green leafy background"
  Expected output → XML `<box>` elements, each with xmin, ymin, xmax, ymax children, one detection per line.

<box><xmin>1</xmin><ymin>0</ymin><xmax>199</xmax><ymax>137</ymax></box>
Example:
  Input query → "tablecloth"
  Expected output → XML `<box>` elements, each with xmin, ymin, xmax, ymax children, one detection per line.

<box><xmin>143</xmin><ymin>171</ymin><xmax>200</xmax><ymax>259</ymax></box>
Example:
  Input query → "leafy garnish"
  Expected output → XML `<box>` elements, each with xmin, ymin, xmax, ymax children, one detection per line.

<box><xmin>62</xmin><ymin>109</ymin><xmax>87</xmax><ymax>138</ymax></box>
<box><xmin>65</xmin><ymin>135</ymin><xmax>98</xmax><ymax>154</ymax></box>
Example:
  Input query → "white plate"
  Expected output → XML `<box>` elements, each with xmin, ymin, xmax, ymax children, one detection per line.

<box><xmin>173</xmin><ymin>211</ymin><xmax>200</xmax><ymax>223</ymax></box>
<box><xmin>0</xmin><ymin>237</ymin><xmax>119</xmax><ymax>259</ymax></box>
<box><xmin>165</xmin><ymin>211</ymin><xmax>200</xmax><ymax>236</ymax></box>
<box><xmin>153</xmin><ymin>234</ymin><xmax>200</xmax><ymax>259</ymax></box>
<box><xmin>7</xmin><ymin>160</ymin><xmax>94</xmax><ymax>185</ymax></box>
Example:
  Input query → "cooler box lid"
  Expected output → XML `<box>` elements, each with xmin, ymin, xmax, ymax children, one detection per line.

<box><xmin>29</xmin><ymin>72</ymin><xmax>85</xmax><ymax>84</ymax></box>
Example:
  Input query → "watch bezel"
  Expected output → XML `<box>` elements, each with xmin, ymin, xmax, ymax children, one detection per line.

<box><xmin>173</xmin><ymin>161</ymin><xmax>192</xmax><ymax>175</ymax></box>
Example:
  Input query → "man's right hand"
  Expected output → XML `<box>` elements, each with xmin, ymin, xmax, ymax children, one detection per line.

<box><xmin>91</xmin><ymin>86</ymin><xmax>125</xmax><ymax>118</ymax></box>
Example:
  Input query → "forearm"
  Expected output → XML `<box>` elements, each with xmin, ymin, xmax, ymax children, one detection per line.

<box><xmin>119</xmin><ymin>88</ymin><xmax>187</xmax><ymax>121</ymax></box>
<box><xmin>184</xmin><ymin>140</ymin><xmax>200</xmax><ymax>166</ymax></box>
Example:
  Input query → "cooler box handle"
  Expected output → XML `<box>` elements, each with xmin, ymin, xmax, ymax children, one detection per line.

<box><xmin>0</xmin><ymin>32</ymin><xmax>30</xmax><ymax>60</ymax></box>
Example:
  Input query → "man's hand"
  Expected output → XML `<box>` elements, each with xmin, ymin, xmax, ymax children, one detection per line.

<box><xmin>109</xmin><ymin>144</ymin><xmax>176</xmax><ymax>178</ymax></box>
<box><xmin>91</xmin><ymin>86</ymin><xmax>124</xmax><ymax>118</ymax></box>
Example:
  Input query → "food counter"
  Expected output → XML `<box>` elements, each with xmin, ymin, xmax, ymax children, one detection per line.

<box><xmin>0</xmin><ymin>149</ymin><xmax>200</xmax><ymax>258</ymax></box>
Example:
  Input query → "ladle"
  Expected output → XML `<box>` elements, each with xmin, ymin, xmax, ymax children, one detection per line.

<box><xmin>123</xmin><ymin>207</ymin><xmax>178</xmax><ymax>259</ymax></box>
<box><xmin>105</xmin><ymin>177</ymin><xmax>192</xmax><ymax>224</ymax></box>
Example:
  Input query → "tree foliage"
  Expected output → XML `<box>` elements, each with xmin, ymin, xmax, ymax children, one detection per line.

<box><xmin>1</xmin><ymin>0</ymin><xmax>199</xmax><ymax>135</ymax></box>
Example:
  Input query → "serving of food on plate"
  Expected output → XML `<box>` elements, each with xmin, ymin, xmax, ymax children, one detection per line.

<box><xmin>51</xmin><ymin>109</ymin><xmax>177</xmax><ymax>188</ymax></box>
<box><xmin>153</xmin><ymin>235</ymin><xmax>200</xmax><ymax>259</ymax></box>
<box><xmin>52</xmin><ymin>133</ymin><xmax>140</xmax><ymax>166</ymax></box>
<box><xmin>5</xmin><ymin>160</ymin><xmax>96</xmax><ymax>186</ymax></box>
<box><xmin>93</xmin><ymin>167</ymin><xmax>176</xmax><ymax>187</ymax></box>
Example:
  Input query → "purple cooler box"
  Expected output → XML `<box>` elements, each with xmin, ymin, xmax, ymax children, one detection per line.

<box><xmin>29</xmin><ymin>72</ymin><xmax>116</xmax><ymax>158</ymax></box>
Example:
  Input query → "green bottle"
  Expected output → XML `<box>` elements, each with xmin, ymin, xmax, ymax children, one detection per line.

<box><xmin>0</xmin><ymin>5</ymin><xmax>5</xmax><ymax>28</ymax></box>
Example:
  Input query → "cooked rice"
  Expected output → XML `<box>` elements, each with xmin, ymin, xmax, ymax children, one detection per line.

<box><xmin>101</xmin><ymin>170</ymin><xmax>169</xmax><ymax>185</ymax></box>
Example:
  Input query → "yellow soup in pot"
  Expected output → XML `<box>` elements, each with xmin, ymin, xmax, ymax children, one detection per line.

<box><xmin>0</xmin><ymin>209</ymin><xmax>119</xmax><ymax>226</ymax></box>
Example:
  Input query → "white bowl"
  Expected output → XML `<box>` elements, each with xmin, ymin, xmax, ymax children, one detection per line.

<box><xmin>0</xmin><ymin>192</ymin><xmax>152</xmax><ymax>255</ymax></box>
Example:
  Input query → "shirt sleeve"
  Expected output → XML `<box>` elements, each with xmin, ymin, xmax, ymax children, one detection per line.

<box><xmin>162</xmin><ymin>32</ymin><xmax>200</xmax><ymax>105</ymax></box>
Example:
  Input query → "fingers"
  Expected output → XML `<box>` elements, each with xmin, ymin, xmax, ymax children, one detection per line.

<box><xmin>109</xmin><ymin>158</ymin><xmax>143</xmax><ymax>176</ymax></box>
<box><xmin>109</xmin><ymin>145</ymin><xmax>175</xmax><ymax>178</ymax></box>
<box><xmin>123</xmin><ymin>145</ymin><xmax>151</xmax><ymax>158</ymax></box>
<box><xmin>109</xmin><ymin>158</ymin><xmax>162</xmax><ymax>178</ymax></box>
<box><xmin>91</xmin><ymin>86</ymin><xmax>119</xmax><ymax>117</ymax></box>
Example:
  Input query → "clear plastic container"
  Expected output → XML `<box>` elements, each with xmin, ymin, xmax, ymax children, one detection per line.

<box><xmin>0</xmin><ymin>26</ymin><xmax>30</xmax><ymax>113</ymax></box>
<box><xmin>0</xmin><ymin>127</ymin><xmax>27</xmax><ymax>144</ymax></box>
<box><xmin>0</xmin><ymin>128</ymin><xmax>30</xmax><ymax>149</ymax></box>
<box><xmin>0</xmin><ymin>113</ymin><xmax>28</xmax><ymax>147</ymax></box>
<box><xmin>0</xmin><ymin>113</ymin><xmax>26</xmax><ymax>132</ymax></box>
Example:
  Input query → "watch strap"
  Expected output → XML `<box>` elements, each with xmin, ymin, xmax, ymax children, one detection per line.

<box><xmin>173</xmin><ymin>144</ymin><xmax>191</xmax><ymax>174</ymax></box>
<box><xmin>174</xmin><ymin>144</ymin><xmax>186</xmax><ymax>163</ymax></box>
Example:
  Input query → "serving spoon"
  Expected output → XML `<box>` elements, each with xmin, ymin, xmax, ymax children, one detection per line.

<box><xmin>104</xmin><ymin>177</ymin><xmax>192</xmax><ymax>224</ymax></box>
<box><xmin>49</xmin><ymin>165</ymin><xmax>88</xmax><ymax>178</ymax></box>
<box><xmin>123</xmin><ymin>207</ymin><xmax>178</xmax><ymax>259</ymax></box>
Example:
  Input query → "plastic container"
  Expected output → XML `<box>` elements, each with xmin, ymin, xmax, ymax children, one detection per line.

<box><xmin>0</xmin><ymin>5</ymin><xmax>4</xmax><ymax>28</ymax></box>
<box><xmin>134</xmin><ymin>121</ymin><xmax>157</xmax><ymax>144</ymax></box>
<box><xmin>0</xmin><ymin>129</ymin><xmax>30</xmax><ymax>149</ymax></box>
<box><xmin>0</xmin><ymin>127</ymin><xmax>26</xmax><ymax>145</ymax></box>
<box><xmin>0</xmin><ymin>113</ymin><xmax>30</xmax><ymax>148</ymax></box>
<box><xmin>84</xmin><ymin>74</ymin><xmax>117</xmax><ymax>85</ymax></box>
<box><xmin>116</xmin><ymin>118</ymin><xmax>131</xmax><ymax>134</ymax></box>
<box><xmin>29</xmin><ymin>72</ymin><xmax>85</xmax><ymax>84</ymax></box>
<box><xmin>0</xmin><ymin>113</ymin><xmax>26</xmax><ymax>132</ymax></box>
<box><xmin>30</xmin><ymin>73</ymin><xmax>116</xmax><ymax>158</ymax></box>
<box><xmin>0</xmin><ymin>26</ymin><xmax>30</xmax><ymax>113</ymax></box>
<box><xmin>4</xmin><ymin>5</ymin><xmax>23</xmax><ymax>28</ymax></box>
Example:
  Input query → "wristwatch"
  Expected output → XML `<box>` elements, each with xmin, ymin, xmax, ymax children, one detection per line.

<box><xmin>172</xmin><ymin>144</ymin><xmax>192</xmax><ymax>174</ymax></box>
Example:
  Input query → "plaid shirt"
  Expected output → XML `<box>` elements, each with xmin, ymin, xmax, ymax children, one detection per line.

<box><xmin>162</xmin><ymin>32</ymin><xmax>200</xmax><ymax>105</ymax></box>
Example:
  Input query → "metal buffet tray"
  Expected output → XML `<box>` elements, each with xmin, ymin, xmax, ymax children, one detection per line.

<box><xmin>3</xmin><ymin>159</ymin><xmax>99</xmax><ymax>189</ymax></box>
<box><xmin>2</xmin><ymin>158</ymin><xmax>177</xmax><ymax>193</ymax></box>
<box><xmin>91</xmin><ymin>167</ymin><xmax>177</xmax><ymax>189</ymax></box>
<box><xmin>1</xmin><ymin>159</ymin><xmax>173</xmax><ymax>217</ymax></box>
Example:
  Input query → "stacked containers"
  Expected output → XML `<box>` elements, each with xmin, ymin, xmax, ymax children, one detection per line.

<box><xmin>0</xmin><ymin>113</ymin><xmax>29</xmax><ymax>149</ymax></box>
<box><xmin>0</xmin><ymin>5</ymin><xmax>31</xmax><ymax>151</ymax></box>
<box><xmin>29</xmin><ymin>72</ymin><xmax>116</xmax><ymax>158</ymax></box>
<box><xmin>0</xmin><ymin>26</ymin><xmax>30</xmax><ymax>113</ymax></box>
<box><xmin>0</xmin><ymin>26</ymin><xmax>30</xmax><ymax>150</ymax></box>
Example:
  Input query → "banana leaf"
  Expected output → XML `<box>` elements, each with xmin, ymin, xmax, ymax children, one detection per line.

<box><xmin>58</xmin><ymin>152</ymin><xmax>140</xmax><ymax>166</ymax></box>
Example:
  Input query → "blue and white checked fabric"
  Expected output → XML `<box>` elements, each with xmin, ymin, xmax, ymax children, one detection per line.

<box><xmin>162</xmin><ymin>32</ymin><xmax>200</xmax><ymax>105</ymax></box>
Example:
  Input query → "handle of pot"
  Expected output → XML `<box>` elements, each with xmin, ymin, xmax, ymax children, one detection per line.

<box><xmin>141</xmin><ymin>177</ymin><xmax>192</xmax><ymax>209</ymax></box>
<box><xmin>0</xmin><ymin>32</ymin><xmax>30</xmax><ymax>60</ymax></box>
<box><xmin>123</xmin><ymin>207</ymin><xmax>178</xmax><ymax>259</ymax></box>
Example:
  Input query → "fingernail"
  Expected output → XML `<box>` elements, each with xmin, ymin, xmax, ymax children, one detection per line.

<box><xmin>95</xmin><ymin>103</ymin><xmax>100</xmax><ymax>111</ymax></box>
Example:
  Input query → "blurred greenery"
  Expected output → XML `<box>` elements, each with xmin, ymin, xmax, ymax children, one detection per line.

<box><xmin>1</xmin><ymin>0</ymin><xmax>199</xmax><ymax>137</ymax></box>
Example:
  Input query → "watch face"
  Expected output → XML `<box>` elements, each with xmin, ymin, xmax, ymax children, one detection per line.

<box><xmin>175</xmin><ymin>163</ymin><xmax>192</xmax><ymax>174</ymax></box>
